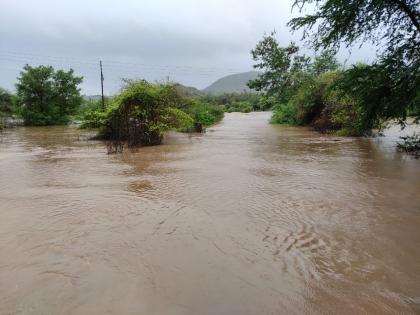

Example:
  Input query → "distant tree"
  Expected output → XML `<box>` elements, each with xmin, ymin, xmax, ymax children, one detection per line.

<box><xmin>309</xmin><ymin>51</ymin><xmax>339</xmax><ymax>76</ymax></box>
<box><xmin>15</xmin><ymin>65</ymin><xmax>83</xmax><ymax>125</ymax></box>
<box><xmin>247</xmin><ymin>33</ymin><xmax>311</xmax><ymax>103</ymax></box>
<box><xmin>248</xmin><ymin>32</ymin><xmax>340</xmax><ymax>104</ymax></box>
<box><xmin>0</xmin><ymin>87</ymin><xmax>15</xmax><ymax>114</ymax></box>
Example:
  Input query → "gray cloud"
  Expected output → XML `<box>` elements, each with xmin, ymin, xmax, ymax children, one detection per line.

<box><xmin>0</xmin><ymin>0</ymin><xmax>377</xmax><ymax>94</ymax></box>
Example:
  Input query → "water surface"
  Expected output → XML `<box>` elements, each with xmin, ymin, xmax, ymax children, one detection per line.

<box><xmin>1</xmin><ymin>112</ymin><xmax>419</xmax><ymax>314</ymax></box>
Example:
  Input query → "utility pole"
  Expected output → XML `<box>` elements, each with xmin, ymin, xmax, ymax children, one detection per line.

<box><xmin>100</xmin><ymin>60</ymin><xmax>105</xmax><ymax>111</ymax></box>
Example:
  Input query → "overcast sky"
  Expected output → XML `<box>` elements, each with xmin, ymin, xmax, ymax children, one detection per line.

<box><xmin>0</xmin><ymin>0</ymin><xmax>377</xmax><ymax>95</ymax></box>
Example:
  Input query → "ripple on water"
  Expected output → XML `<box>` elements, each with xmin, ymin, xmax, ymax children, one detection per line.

<box><xmin>0</xmin><ymin>113</ymin><xmax>420</xmax><ymax>315</ymax></box>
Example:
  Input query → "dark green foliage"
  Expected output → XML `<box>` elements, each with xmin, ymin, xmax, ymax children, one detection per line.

<box><xmin>85</xmin><ymin>81</ymin><xmax>224</xmax><ymax>150</ymax></box>
<box><xmin>288</xmin><ymin>0</ymin><xmax>419</xmax><ymax>60</ymax></box>
<box><xmin>340</xmin><ymin>58</ymin><xmax>419</xmax><ymax>126</ymax></box>
<box><xmin>288</xmin><ymin>0</ymin><xmax>420</xmax><ymax>127</ymax></box>
<box><xmin>270</xmin><ymin>70</ymin><xmax>366</xmax><ymax>135</ymax></box>
<box><xmin>248</xmin><ymin>33</ymin><xmax>366</xmax><ymax>134</ymax></box>
<box><xmin>15</xmin><ymin>65</ymin><xmax>83</xmax><ymax>126</ymax></box>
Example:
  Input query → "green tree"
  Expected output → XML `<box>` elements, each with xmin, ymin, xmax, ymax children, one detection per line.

<box><xmin>247</xmin><ymin>33</ymin><xmax>311</xmax><ymax>103</ymax></box>
<box><xmin>15</xmin><ymin>65</ymin><xmax>83</xmax><ymax>125</ymax></box>
<box><xmin>309</xmin><ymin>51</ymin><xmax>339</xmax><ymax>76</ymax></box>
<box><xmin>288</xmin><ymin>0</ymin><xmax>420</xmax><ymax>123</ymax></box>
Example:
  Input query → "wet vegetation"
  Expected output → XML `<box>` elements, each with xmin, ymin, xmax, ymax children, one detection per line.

<box><xmin>250</xmin><ymin>0</ymin><xmax>419</xmax><ymax>137</ymax></box>
<box><xmin>397</xmin><ymin>133</ymin><xmax>420</xmax><ymax>158</ymax></box>
<box><xmin>1</xmin><ymin>0</ymin><xmax>418</xmax><ymax>154</ymax></box>
<box><xmin>201</xmin><ymin>92</ymin><xmax>264</xmax><ymax>112</ymax></box>
<box><xmin>79</xmin><ymin>80</ymin><xmax>224</xmax><ymax>150</ymax></box>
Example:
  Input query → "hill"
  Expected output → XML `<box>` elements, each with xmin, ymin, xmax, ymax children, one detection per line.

<box><xmin>203</xmin><ymin>71</ymin><xmax>260</xmax><ymax>95</ymax></box>
<box><xmin>172</xmin><ymin>83</ymin><xmax>204</xmax><ymax>98</ymax></box>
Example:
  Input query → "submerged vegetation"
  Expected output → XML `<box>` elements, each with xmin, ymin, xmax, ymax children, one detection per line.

<box><xmin>397</xmin><ymin>133</ymin><xmax>420</xmax><ymax>158</ymax></box>
<box><xmin>79</xmin><ymin>80</ymin><xmax>224</xmax><ymax>150</ymax></box>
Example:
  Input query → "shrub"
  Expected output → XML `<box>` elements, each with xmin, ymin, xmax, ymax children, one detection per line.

<box><xmin>225</xmin><ymin>101</ymin><xmax>253</xmax><ymax>113</ymax></box>
<box><xmin>186</xmin><ymin>101</ymin><xmax>224</xmax><ymax>127</ymax></box>
<box><xmin>397</xmin><ymin>133</ymin><xmax>420</xmax><ymax>158</ymax></box>
<box><xmin>162</xmin><ymin>107</ymin><xmax>194</xmax><ymax>132</ymax></box>
<box><xmin>88</xmin><ymin>81</ymin><xmax>224</xmax><ymax>149</ymax></box>
<box><xmin>270</xmin><ymin>101</ymin><xmax>298</xmax><ymax>124</ymax></box>
<box><xmin>97</xmin><ymin>81</ymin><xmax>184</xmax><ymax>146</ymax></box>
<box><xmin>79</xmin><ymin>109</ymin><xmax>107</xmax><ymax>129</ymax></box>
<box><xmin>270</xmin><ymin>70</ymin><xmax>369</xmax><ymax>136</ymax></box>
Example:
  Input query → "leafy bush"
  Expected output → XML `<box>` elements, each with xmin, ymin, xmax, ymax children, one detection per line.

<box><xmin>79</xmin><ymin>109</ymin><xmax>107</xmax><ymax>129</ymax></box>
<box><xmin>162</xmin><ymin>107</ymin><xmax>194</xmax><ymax>132</ymax></box>
<box><xmin>270</xmin><ymin>102</ymin><xmax>298</xmax><ymax>124</ymax></box>
<box><xmin>97</xmin><ymin>81</ymin><xmax>186</xmax><ymax>146</ymax></box>
<box><xmin>185</xmin><ymin>101</ymin><xmax>224</xmax><ymax>127</ymax></box>
<box><xmin>84</xmin><ymin>81</ymin><xmax>224</xmax><ymax>149</ymax></box>
<box><xmin>225</xmin><ymin>101</ymin><xmax>253</xmax><ymax>113</ymax></box>
<box><xmin>269</xmin><ymin>69</ymin><xmax>370</xmax><ymax>135</ymax></box>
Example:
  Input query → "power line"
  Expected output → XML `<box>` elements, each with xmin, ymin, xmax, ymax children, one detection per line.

<box><xmin>0</xmin><ymin>50</ymin><xmax>249</xmax><ymax>75</ymax></box>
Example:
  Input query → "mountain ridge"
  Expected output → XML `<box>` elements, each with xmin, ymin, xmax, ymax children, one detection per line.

<box><xmin>202</xmin><ymin>71</ymin><xmax>260</xmax><ymax>95</ymax></box>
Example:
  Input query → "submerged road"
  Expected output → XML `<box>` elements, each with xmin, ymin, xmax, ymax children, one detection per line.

<box><xmin>1</xmin><ymin>112</ymin><xmax>419</xmax><ymax>314</ymax></box>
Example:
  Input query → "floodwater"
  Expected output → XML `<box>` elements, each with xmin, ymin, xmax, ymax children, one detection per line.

<box><xmin>0</xmin><ymin>112</ymin><xmax>419</xmax><ymax>315</ymax></box>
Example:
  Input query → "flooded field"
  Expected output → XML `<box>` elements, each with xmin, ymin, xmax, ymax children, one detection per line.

<box><xmin>0</xmin><ymin>112</ymin><xmax>419</xmax><ymax>314</ymax></box>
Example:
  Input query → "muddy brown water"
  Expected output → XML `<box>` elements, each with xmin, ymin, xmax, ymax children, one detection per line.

<box><xmin>1</xmin><ymin>112</ymin><xmax>419</xmax><ymax>314</ymax></box>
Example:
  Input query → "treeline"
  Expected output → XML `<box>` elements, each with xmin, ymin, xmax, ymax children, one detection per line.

<box><xmin>0</xmin><ymin>64</ymin><xmax>266</xmax><ymax>133</ymax></box>
<box><xmin>249</xmin><ymin>35</ymin><xmax>419</xmax><ymax>136</ymax></box>
<box><xmin>200</xmin><ymin>93</ymin><xmax>270</xmax><ymax>113</ymax></box>
<box><xmin>249</xmin><ymin>0</ymin><xmax>419</xmax><ymax>138</ymax></box>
